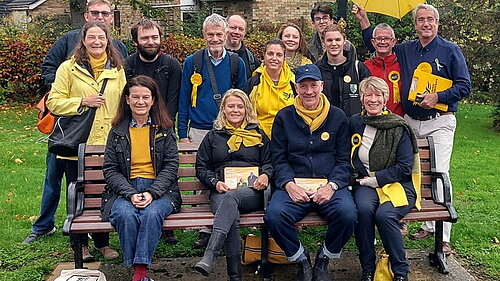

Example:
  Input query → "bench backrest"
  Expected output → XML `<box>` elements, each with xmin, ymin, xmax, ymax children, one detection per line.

<box><xmin>77</xmin><ymin>138</ymin><xmax>435</xmax><ymax>213</ymax></box>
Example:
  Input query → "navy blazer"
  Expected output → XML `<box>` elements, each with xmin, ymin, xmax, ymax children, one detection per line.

<box><xmin>271</xmin><ymin>104</ymin><xmax>352</xmax><ymax>190</ymax></box>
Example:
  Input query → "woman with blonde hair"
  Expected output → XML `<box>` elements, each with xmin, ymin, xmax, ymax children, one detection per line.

<box><xmin>194</xmin><ymin>89</ymin><xmax>273</xmax><ymax>280</ymax></box>
<box><xmin>277</xmin><ymin>23</ymin><xmax>312</xmax><ymax>72</ymax></box>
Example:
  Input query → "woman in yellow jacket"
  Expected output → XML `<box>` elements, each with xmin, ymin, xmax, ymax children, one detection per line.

<box><xmin>243</xmin><ymin>38</ymin><xmax>295</xmax><ymax>138</ymax></box>
<box><xmin>47</xmin><ymin>21</ymin><xmax>126</xmax><ymax>262</ymax></box>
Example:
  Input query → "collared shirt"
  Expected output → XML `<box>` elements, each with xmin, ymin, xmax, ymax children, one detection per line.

<box><xmin>208</xmin><ymin>48</ymin><xmax>227</xmax><ymax>66</ymax></box>
<box><xmin>130</xmin><ymin>116</ymin><xmax>152</xmax><ymax>128</ymax></box>
<box><xmin>362</xmin><ymin>29</ymin><xmax>471</xmax><ymax>118</ymax></box>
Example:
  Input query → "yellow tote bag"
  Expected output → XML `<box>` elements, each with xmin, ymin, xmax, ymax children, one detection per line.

<box><xmin>374</xmin><ymin>250</ymin><xmax>393</xmax><ymax>281</ymax></box>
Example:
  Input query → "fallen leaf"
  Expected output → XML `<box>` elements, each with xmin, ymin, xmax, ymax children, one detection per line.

<box><xmin>14</xmin><ymin>158</ymin><xmax>23</xmax><ymax>164</ymax></box>
<box><xmin>29</xmin><ymin>216</ymin><xmax>37</xmax><ymax>222</ymax></box>
<box><xmin>493</xmin><ymin>237</ymin><xmax>500</xmax><ymax>244</ymax></box>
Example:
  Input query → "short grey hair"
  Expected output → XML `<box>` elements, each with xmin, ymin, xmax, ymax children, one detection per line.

<box><xmin>372</xmin><ymin>23</ymin><xmax>395</xmax><ymax>39</ymax></box>
<box><xmin>203</xmin><ymin>13</ymin><xmax>228</xmax><ymax>33</ymax></box>
<box><xmin>412</xmin><ymin>4</ymin><xmax>440</xmax><ymax>23</ymax></box>
<box><xmin>359</xmin><ymin>76</ymin><xmax>390</xmax><ymax>103</ymax></box>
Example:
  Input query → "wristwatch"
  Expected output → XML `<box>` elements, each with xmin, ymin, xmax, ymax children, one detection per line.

<box><xmin>328</xmin><ymin>182</ymin><xmax>339</xmax><ymax>191</ymax></box>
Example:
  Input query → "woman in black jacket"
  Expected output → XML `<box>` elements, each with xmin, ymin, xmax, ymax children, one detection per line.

<box><xmin>315</xmin><ymin>24</ymin><xmax>371</xmax><ymax>117</ymax></box>
<box><xmin>194</xmin><ymin>89</ymin><xmax>273</xmax><ymax>280</ymax></box>
<box><xmin>102</xmin><ymin>75</ymin><xmax>181</xmax><ymax>281</ymax></box>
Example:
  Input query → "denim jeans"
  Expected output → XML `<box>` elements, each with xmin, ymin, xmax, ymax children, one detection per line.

<box><xmin>353</xmin><ymin>186</ymin><xmax>415</xmax><ymax>276</ymax></box>
<box><xmin>264</xmin><ymin>188</ymin><xmax>357</xmax><ymax>260</ymax></box>
<box><xmin>210</xmin><ymin>186</ymin><xmax>263</xmax><ymax>256</ymax></box>
<box><xmin>109</xmin><ymin>177</ymin><xmax>174</xmax><ymax>267</ymax></box>
<box><xmin>31</xmin><ymin>152</ymin><xmax>64</xmax><ymax>234</ymax></box>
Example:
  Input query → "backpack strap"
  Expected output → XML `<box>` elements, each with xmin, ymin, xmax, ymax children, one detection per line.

<box><xmin>125</xmin><ymin>52</ymin><xmax>138</xmax><ymax>81</ymax></box>
<box><xmin>193</xmin><ymin>49</ymin><xmax>204</xmax><ymax>75</ymax></box>
<box><xmin>155</xmin><ymin>53</ymin><xmax>171</xmax><ymax>79</ymax></box>
<box><xmin>355</xmin><ymin>60</ymin><xmax>360</xmax><ymax>81</ymax></box>
<box><xmin>245</xmin><ymin>48</ymin><xmax>256</xmax><ymax>73</ymax></box>
<box><xmin>228</xmin><ymin>51</ymin><xmax>239</xmax><ymax>89</ymax></box>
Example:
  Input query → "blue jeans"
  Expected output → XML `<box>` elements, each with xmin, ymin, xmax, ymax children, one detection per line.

<box><xmin>109</xmin><ymin>178</ymin><xmax>174</xmax><ymax>267</ymax></box>
<box><xmin>264</xmin><ymin>188</ymin><xmax>357</xmax><ymax>260</ymax></box>
<box><xmin>32</xmin><ymin>152</ymin><xmax>64</xmax><ymax>234</ymax></box>
<box><xmin>353</xmin><ymin>186</ymin><xmax>415</xmax><ymax>276</ymax></box>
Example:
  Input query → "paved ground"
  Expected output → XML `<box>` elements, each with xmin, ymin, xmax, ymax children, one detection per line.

<box><xmin>48</xmin><ymin>250</ymin><xmax>477</xmax><ymax>281</ymax></box>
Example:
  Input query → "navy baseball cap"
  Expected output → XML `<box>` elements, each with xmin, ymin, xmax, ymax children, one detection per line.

<box><xmin>295</xmin><ymin>64</ymin><xmax>322</xmax><ymax>83</ymax></box>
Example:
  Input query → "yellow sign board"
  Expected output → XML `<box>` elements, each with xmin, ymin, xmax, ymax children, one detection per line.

<box><xmin>409</xmin><ymin>62</ymin><xmax>452</xmax><ymax>112</ymax></box>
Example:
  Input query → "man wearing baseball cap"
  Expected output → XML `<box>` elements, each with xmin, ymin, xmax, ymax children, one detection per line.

<box><xmin>265</xmin><ymin>65</ymin><xmax>356</xmax><ymax>281</ymax></box>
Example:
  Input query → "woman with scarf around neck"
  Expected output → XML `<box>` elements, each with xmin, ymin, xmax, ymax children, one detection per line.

<box><xmin>349</xmin><ymin>76</ymin><xmax>421</xmax><ymax>281</ymax></box>
<box><xmin>243</xmin><ymin>38</ymin><xmax>295</xmax><ymax>138</ymax></box>
<box><xmin>194</xmin><ymin>89</ymin><xmax>273</xmax><ymax>280</ymax></box>
<box><xmin>264</xmin><ymin>64</ymin><xmax>356</xmax><ymax>281</ymax></box>
<box><xmin>102</xmin><ymin>76</ymin><xmax>180</xmax><ymax>281</ymax></box>
<box><xmin>47</xmin><ymin>21</ymin><xmax>125</xmax><ymax>262</ymax></box>
<box><xmin>277</xmin><ymin>23</ymin><xmax>312</xmax><ymax>73</ymax></box>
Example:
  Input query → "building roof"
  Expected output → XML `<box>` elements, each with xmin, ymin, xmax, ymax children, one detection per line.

<box><xmin>0</xmin><ymin>0</ymin><xmax>13</xmax><ymax>16</ymax></box>
<box><xmin>5</xmin><ymin>0</ymin><xmax>46</xmax><ymax>11</ymax></box>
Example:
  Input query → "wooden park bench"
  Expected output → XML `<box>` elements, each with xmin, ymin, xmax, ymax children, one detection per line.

<box><xmin>62</xmin><ymin>137</ymin><xmax>457</xmax><ymax>280</ymax></box>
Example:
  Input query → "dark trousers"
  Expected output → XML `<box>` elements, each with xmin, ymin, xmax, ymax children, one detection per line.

<box><xmin>210</xmin><ymin>186</ymin><xmax>263</xmax><ymax>256</ymax></box>
<box><xmin>64</xmin><ymin>159</ymin><xmax>109</xmax><ymax>248</ymax></box>
<box><xmin>264</xmin><ymin>188</ymin><xmax>357</xmax><ymax>258</ymax></box>
<box><xmin>353</xmin><ymin>186</ymin><xmax>415</xmax><ymax>276</ymax></box>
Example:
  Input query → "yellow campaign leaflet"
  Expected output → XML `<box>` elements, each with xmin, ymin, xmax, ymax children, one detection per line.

<box><xmin>224</xmin><ymin>167</ymin><xmax>259</xmax><ymax>190</ymax></box>
<box><xmin>294</xmin><ymin>178</ymin><xmax>328</xmax><ymax>192</ymax></box>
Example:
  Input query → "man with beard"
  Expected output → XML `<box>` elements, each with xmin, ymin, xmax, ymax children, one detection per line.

<box><xmin>225</xmin><ymin>14</ymin><xmax>260</xmax><ymax>79</ymax></box>
<box><xmin>125</xmin><ymin>19</ymin><xmax>182</xmax><ymax>122</ymax></box>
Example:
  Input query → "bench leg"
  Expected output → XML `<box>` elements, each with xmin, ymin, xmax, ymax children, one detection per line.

<box><xmin>428</xmin><ymin>221</ymin><xmax>449</xmax><ymax>274</ymax></box>
<box><xmin>259</xmin><ymin>226</ymin><xmax>271</xmax><ymax>281</ymax></box>
<box><xmin>70</xmin><ymin>234</ymin><xmax>84</xmax><ymax>269</ymax></box>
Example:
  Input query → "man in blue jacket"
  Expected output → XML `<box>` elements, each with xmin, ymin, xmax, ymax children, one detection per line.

<box><xmin>24</xmin><ymin>0</ymin><xmax>126</xmax><ymax>262</ymax></box>
<box><xmin>264</xmin><ymin>64</ymin><xmax>356</xmax><ymax>281</ymax></box>
<box><xmin>353</xmin><ymin>3</ymin><xmax>471</xmax><ymax>255</ymax></box>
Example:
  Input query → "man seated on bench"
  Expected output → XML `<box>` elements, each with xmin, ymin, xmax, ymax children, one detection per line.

<box><xmin>349</xmin><ymin>76</ymin><xmax>421</xmax><ymax>281</ymax></box>
<box><xmin>101</xmin><ymin>76</ymin><xmax>182</xmax><ymax>281</ymax></box>
<box><xmin>264</xmin><ymin>64</ymin><xmax>357</xmax><ymax>281</ymax></box>
<box><xmin>194</xmin><ymin>89</ymin><xmax>273</xmax><ymax>280</ymax></box>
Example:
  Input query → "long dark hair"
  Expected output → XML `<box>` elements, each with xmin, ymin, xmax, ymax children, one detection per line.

<box><xmin>112</xmin><ymin>75</ymin><xmax>173</xmax><ymax>130</ymax></box>
<box><xmin>73</xmin><ymin>21</ymin><xmax>123</xmax><ymax>74</ymax></box>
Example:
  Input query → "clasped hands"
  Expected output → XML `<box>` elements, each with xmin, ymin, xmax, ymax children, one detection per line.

<box><xmin>130</xmin><ymin>192</ymin><xmax>153</xmax><ymax>209</ymax></box>
<box><xmin>285</xmin><ymin>182</ymin><xmax>334</xmax><ymax>205</ymax></box>
<box><xmin>216</xmin><ymin>174</ymin><xmax>269</xmax><ymax>193</ymax></box>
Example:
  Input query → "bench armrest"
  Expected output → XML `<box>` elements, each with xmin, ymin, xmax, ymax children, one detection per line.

<box><xmin>62</xmin><ymin>181</ymin><xmax>84</xmax><ymax>235</ymax></box>
<box><xmin>430</xmin><ymin>171</ymin><xmax>458</xmax><ymax>223</ymax></box>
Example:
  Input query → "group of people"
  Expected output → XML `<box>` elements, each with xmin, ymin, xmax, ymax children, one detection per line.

<box><xmin>23</xmin><ymin>1</ymin><xmax>471</xmax><ymax>281</ymax></box>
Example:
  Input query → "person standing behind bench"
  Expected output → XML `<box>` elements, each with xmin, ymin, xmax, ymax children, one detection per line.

<box><xmin>349</xmin><ymin>76</ymin><xmax>421</xmax><ymax>281</ymax></box>
<box><xmin>46</xmin><ymin>21</ymin><xmax>125</xmax><ymax>262</ymax></box>
<box><xmin>277</xmin><ymin>23</ymin><xmax>312</xmax><ymax>73</ymax></box>
<box><xmin>194</xmin><ymin>89</ymin><xmax>272</xmax><ymax>280</ymax></box>
<box><xmin>24</xmin><ymin>0</ymin><xmax>126</xmax><ymax>261</ymax></box>
<box><xmin>264</xmin><ymin>64</ymin><xmax>356</xmax><ymax>281</ymax></box>
<box><xmin>353</xmin><ymin>3</ymin><xmax>471</xmax><ymax>255</ymax></box>
<box><xmin>102</xmin><ymin>76</ymin><xmax>181</xmax><ymax>281</ymax></box>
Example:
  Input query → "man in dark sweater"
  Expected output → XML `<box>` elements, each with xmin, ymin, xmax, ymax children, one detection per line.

<box><xmin>225</xmin><ymin>14</ymin><xmax>260</xmax><ymax>79</ymax></box>
<box><xmin>125</xmin><ymin>19</ymin><xmax>182</xmax><ymax>123</ymax></box>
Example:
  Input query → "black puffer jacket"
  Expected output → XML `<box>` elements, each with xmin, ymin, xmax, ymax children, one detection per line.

<box><xmin>101</xmin><ymin>119</ymin><xmax>181</xmax><ymax>221</ymax></box>
<box><xmin>195</xmin><ymin>124</ymin><xmax>273</xmax><ymax>190</ymax></box>
<box><xmin>316</xmin><ymin>53</ymin><xmax>371</xmax><ymax>117</ymax></box>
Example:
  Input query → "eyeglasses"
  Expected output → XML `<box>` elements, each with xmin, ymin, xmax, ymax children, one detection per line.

<box><xmin>87</xmin><ymin>10</ymin><xmax>112</xmax><ymax>18</ymax></box>
<box><xmin>314</xmin><ymin>16</ymin><xmax>330</xmax><ymax>23</ymax></box>
<box><xmin>373</xmin><ymin>37</ymin><xmax>394</xmax><ymax>43</ymax></box>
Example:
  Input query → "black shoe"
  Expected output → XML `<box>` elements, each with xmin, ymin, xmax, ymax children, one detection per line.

<box><xmin>22</xmin><ymin>227</ymin><xmax>56</xmax><ymax>244</ymax></box>
<box><xmin>227</xmin><ymin>255</ymin><xmax>242</xmax><ymax>281</ymax></box>
<box><xmin>193</xmin><ymin>231</ymin><xmax>211</xmax><ymax>249</ymax></box>
<box><xmin>296</xmin><ymin>252</ymin><xmax>313</xmax><ymax>281</ymax></box>
<box><xmin>361</xmin><ymin>271</ymin><xmax>374</xmax><ymax>281</ymax></box>
<box><xmin>162</xmin><ymin>230</ymin><xmax>178</xmax><ymax>245</ymax></box>
<box><xmin>312</xmin><ymin>248</ymin><xmax>332</xmax><ymax>281</ymax></box>
<box><xmin>393</xmin><ymin>275</ymin><xmax>408</xmax><ymax>281</ymax></box>
<box><xmin>194</xmin><ymin>232</ymin><xmax>226</xmax><ymax>276</ymax></box>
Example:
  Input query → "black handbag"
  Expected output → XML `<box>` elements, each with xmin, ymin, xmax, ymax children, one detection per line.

<box><xmin>48</xmin><ymin>79</ymin><xmax>108</xmax><ymax>157</ymax></box>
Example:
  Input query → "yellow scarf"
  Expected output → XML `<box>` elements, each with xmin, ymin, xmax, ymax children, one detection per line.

<box><xmin>249</xmin><ymin>62</ymin><xmax>295</xmax><ymax>138</ymax></box>
<box><xmin>225</xmin><ymin>121</ymin><xmax>263</xmax><ymax>152</ymax></box>
<box><xmin>88</xmin><ymin>52</ymin><xmax>108</xmax><ymax>79</ymax></box>
<box><xmin>294</xmin><ymin>93</ymin><xmax>330</xmax><ymax>132</ymax></box>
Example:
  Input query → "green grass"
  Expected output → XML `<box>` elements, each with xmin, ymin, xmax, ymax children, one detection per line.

<box><xmin>0</xmin><ymin>104</ymin><xmax>498</xmax><ymax>280</ymax></box>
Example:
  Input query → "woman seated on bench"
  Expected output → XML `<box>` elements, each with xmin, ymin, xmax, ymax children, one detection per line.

<box><xmin>349</xmin><ymin>76</ymin><xmax>421</xmax><ymax>281</ymax></box>
<box><xmin>194</xmin><ymin>89</ymin><xmax>273</xmax><ymax>280</ymax></box>
<box><xmin>102</xmin><ymin>75</ymin><xmax>181</xmax><ymax>281</ymax></box>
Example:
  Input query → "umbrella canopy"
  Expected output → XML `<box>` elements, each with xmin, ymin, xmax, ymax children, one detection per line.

<box><xmin>352</xmin><ymin>0</ymin><xmax>426</xmax><ymax>19</ymax></box>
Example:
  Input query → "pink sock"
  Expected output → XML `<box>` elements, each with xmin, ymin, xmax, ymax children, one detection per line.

<box><xmin>132</xmin><ymin>264</ymin><xmax>148</xmax><ymax>281</ymax></box>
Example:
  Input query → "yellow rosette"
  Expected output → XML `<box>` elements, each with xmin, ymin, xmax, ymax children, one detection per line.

<box><xmin>388</xmin><ymin>70</ymin><xmax>401</xmax><ymax>103</ymax></box>
<box><xmin>190</xmin><ymin>73</ymin><xmax>203</xmax><ymax>107</ymax></box>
